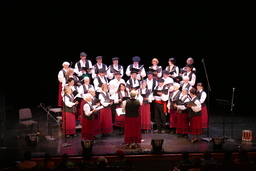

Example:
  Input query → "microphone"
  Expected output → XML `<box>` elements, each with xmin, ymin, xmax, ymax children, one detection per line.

<box><xmin>201</xmin><ymin>58</ymin><xmax>204</xmax><ymax>62</ymax></box>
<box><xmin>37</xmin><ymin>103</ymin><xmax>42</xmax><ymax>108</ymax></box>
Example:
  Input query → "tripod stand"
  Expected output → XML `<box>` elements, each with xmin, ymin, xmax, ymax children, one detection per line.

<box><xmin>38</xmin><ymin>103</ymin><xmax>57</xmax><ymax>141</ymax></box>
<box><xmin>227</xmin><ymin>88</ymin><xmax>235</xmax><ymax>142</ymax></box>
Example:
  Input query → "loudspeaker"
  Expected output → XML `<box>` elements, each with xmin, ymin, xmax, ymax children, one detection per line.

<box><xmin>25</xmin><ymin>134</ymin><xmax>39</xmax><ymax>147</ymax></box>
<box><xmin>151</xmin><ymin>139</ymin><xmax>164</xmax><ymax>153</ymax></box>
<box><xmin>212</xmin><ymin>137</ymin><xmax>224</xmax><ymax>150</ymax></box>
<box><xmin>81</xmin><ymin>140</ymin><xmax>94</xmax><ymax>153</ymax></box>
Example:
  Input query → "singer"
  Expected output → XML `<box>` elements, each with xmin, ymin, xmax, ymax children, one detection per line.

<box><xmin>62</xmin><ymin>86</ymin><xmax>79</xmax><ymax>137</ymax></box>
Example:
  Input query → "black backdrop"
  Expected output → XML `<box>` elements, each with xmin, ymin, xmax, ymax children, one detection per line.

<box><xmin>2</xmin><ymin>1</ymin><xmax>254</xmax><ymax>116</ymax></box>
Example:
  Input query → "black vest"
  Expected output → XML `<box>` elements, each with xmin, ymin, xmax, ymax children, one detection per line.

<box><xmin>170</xmin><ymin>90</ymin><xmax>181</xmax><ymax>108</ymax></box>
<box><xmin>99</xmin><ymin>92</ymin><xmax>111</xmax><ymax>108</ymax></box>
<box><xmin>125</xmin><ymin>99</ymin><xmax>140</xmax><ymax>117</ymax></box>
<box><xmin>183</xmin><ymin>71</ymin><xmax>193</xmax><ymax>81</ymax></box>
<box><xmin>94</xmin><ymin>64</ymin><xmax>107</xmax><ymax>75</ymax></box>
<box><xmin>109</xmin><ymin>64</ymin><xmax>122</xmax><ymax>73</ymax></box>
<box><xmin>167</xmin><ymin>65</ymin><xmax>177</xmax><ymax>73</ymax></box>
<box><xmin>117</xmin><ymin>91</ymin><xmax>129</xmax><ymax>106</ymax></box>
<box><xmin>82</xmin><ymin>84</ymin><xmax>93</xmax><ymax>94</ymax></box>
<box><xmin>83</xmin><ymin>102</ymin><xmax>94</xmax><ymax>121</ymax></box>
<box><xmin>96</xmin><ymin>76</ymin><xmax>108</xmax><ymax>88</ymax></box>
<box><xmin>63</xmin><ymin>94</ymin><xmax>76</xmax><ymax>113</ymax></box>
<box><xmin>140</xmin><ymin>88</ymin><xmax>151</xmax><ymax>105</ymax></box>
<box><xmin>188</xmin><ymin>97</ymin><xmax>202</xmax><ymax>118</ymax></box>
<box><xmin>147</xmin><ymin>79</ymin><xmax>157</xmax><ymax>91</ymax></box>
<box><xmin>129</xmin><ymin>64</ymin><xmax>143</xmax><ymax>71</ymax></box>
<box><xmin>196</xmin><ymin>90</ymin><xmax>206</xmax><ymax>107</ymax></box>
<box><xmin>76</xmin><ymin>60</ymin><xmax>90</xmax><ymax>71</ymax></box>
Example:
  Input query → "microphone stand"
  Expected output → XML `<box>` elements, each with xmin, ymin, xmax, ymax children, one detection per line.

<box><xmin>201</xmin><ymin>58</ymin><xmax>212</xmax><ymax>142</ymax></box>
<box><xmin>227</xmin><ymin>88</ymin><xmax>235</xmax><ymax>142</ymax></box>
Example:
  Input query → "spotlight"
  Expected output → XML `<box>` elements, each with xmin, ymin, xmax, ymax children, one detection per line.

<box><xmin>25</xmin><ymin>134</ymin><xmax>39</xmax><ymax>147</ymax></box>
<box><xmin>212</xmin><ymin>137</ymin><xmax>224</xmax><ymax>150</ymax></box>
<box><xmin>81</xmin><ymin>140</ymin><xmax>94</xmax><ymax>154</ymax></box>
<box><xmin>151</xmin><ymin>139</ymin><xmax>164</xmax><ymax>153</ymax></box>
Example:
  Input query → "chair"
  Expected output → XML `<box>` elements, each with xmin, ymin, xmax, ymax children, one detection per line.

<box><xmin>19</xmin><ymin>108</ymin><xmax>39</xmax><ymax>133</ymax></box>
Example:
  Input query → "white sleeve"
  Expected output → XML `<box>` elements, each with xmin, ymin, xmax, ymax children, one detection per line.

<box><xmin>93</xmin><ymin>78</ymin><xmax>101</xmax><ymax>92</ymax></box>
<box><xmin>74</xmin><ymin>62</ymin><xmax>79</xmax><ymax>75</ymax></box>
<box><xmin>106</xmin><ymin>66</ymin><xmax>114</xmax><ymax>80</ymax></box>
<box><xmin>98</xmin><ymin>93</ymin><xmax>109</xmax><ymax>107</ymax></box>
<box><xmin>140</xmin><ymin>67</ymin><xmax>146</xmax><ymax>78</ymax></box>
<box><xmin>191</xmin><ymin>99</ymin><xmax>201</xmax><ymax>112</ymax></box>
<box><xmin>157</xmin><ymin>67</ymin><xmax>162</xmax><ymax>78</ymax></box>
<box><xmin>136</xmin><ymin>95</ymin><xmax>143</xmax><ymax>105</ymax></box>
<box><xmin>120</xmin><ymin>67</ymin><xmax>124</xmax><ymax>78</ymax></box>
<box><xmin>83</xmin><ymin>103</ymin><xmax>93</xmax><ymax>116</ymax></box>
<box><xmin>160</xmin><ymin>90</ymin><xmax>169</xmax><ymax>101</ymax></box>
<box><xmin>63</xmin><ymin>96</ymin><xmax>76</xmax><ymax>107</ymax></box>
<box><xmin>189</xmin><ymin>74</ymin><xmax>196</xmax><ymax>86</ymax></box>
<box><xmin>200</xmin><ymin>91</ymin><xmax>207</xmax><ymax>103</ymax></box>
<box><xmin>122</xmin><ymin>100</ymin><xmax>126</xmax><ymax>113</ymax></box>
<box><xmin>91</xmin><ymin>66</ymin><xmax>97</xmax><ymax>79</ymax></box>
<box><xmin>58</xmin><ymin>70</ymin><xmax>64</xmax><ymax>83</ymax></box>
<box><xmin>125</xmin><ymin>65</ymin><xmax>131</xmax><ymax>77</ymax></box>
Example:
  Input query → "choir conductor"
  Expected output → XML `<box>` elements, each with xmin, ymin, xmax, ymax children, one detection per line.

<box><xmin>122</xmin><ymin>90</ymin><xmax>142</xmax><ymax>149</ymax></box>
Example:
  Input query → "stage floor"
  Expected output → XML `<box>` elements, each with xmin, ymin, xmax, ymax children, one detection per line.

<box><xmin>1</xmin><ymin>107</ymin><xmax>256</xmax><ymax>168</ymax></box>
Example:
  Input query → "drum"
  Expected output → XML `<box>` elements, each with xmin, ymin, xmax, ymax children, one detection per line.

<box><xmin>242</xmin><ymin>130</ymin><xmax>253</xmax><ymax>141</ymax></box>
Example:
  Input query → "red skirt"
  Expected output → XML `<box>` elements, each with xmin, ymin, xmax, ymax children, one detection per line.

<box><xmin>81</xmin><ymin>117</ymin><xmax>95</xmax><ymax>140</ymax></box>
<box><xmin>113</xmin><ymin>105</ymin><xmax>125</xmax><ymax>127</ymax></box>
<box><xmin>169</xmin><ymin>108</ymin><xmax>178</xmax><ymax>128</ymax></box>
<box><xmin>189</xmin><ymin>115</ymin><xmax>202</xmax><ymax>135</ymax></box>
<box><xmin>62</xmin><ymin>112</ymin><xmax>76</xmax><ymax>135</ymax></box>
<box><xmin>139</xmin><ymin>103</ymin><xmax>151</xmax><ymax>129</ymax></box>
<box><xmin>201</xmin><ymin>106</ymin><xmax>209</xmax><ymax>128</ymax></box>
<box><xmin>176</xmin><ymin>112</ymin><xmax>189</xmax><ymax>134</ymax></box>
<box><xmin>93</xmin><ymin>113</ymin><xmax>101</xmax><ymax>135</ymax></box>
<box><xmin>99</xmin><ymin>107</ymin><xmax>113</xmax><ymax>134</ymax></box>
<box><xmin>78</xmin><ymin>99</ymin><xmax>86</xmax><ymax>124</ymax></box>
<box><xmin>58</xmin><ymin>82</ymin><xmax>63</xmax><ymax>107</ymax></box>
<box><xmin>124</xmin><ymin>116</ymin><xmax>141</xmax><ymax>144</ymax></box>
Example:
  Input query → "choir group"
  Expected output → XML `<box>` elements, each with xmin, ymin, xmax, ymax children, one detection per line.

<box><xmin>57</xmin><ymin>52</ymin><xmax>208</xmax><ymax>147</ymax></box>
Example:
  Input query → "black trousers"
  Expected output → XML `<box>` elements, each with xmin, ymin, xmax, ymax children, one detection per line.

<box><xmin>154</xmin><ymin>103</ymin><xmax>166</xmax><ymax>131</ymax></box>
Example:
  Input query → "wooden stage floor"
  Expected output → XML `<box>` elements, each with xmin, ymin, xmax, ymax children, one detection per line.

<box><xmin>1</xmin><ymin>107</ymin><xmax>256</xmax><ymax>169</ymax></box>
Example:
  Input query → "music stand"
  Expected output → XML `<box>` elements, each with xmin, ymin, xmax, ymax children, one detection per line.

<box><xmin>39</xmin><ymin>103</ymin><xmax>58</xmax><ymax>141</ymax></box>
<box><xmin>216</xmin><ymin>99</ymin><xmax>230</xmax><ymax>139</ymax></box>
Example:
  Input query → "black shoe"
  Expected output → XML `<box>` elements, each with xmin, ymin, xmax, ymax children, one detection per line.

<box><xmin>169</xmin><ymin>131</ymin><xmax>176</xmax><ymax>134</ymax></box>
<box><xmin>177</xmin><ymin>134</ymin><xmax>183</xmax><ymax>138</ymax></box>
<box><xmin>161</xmin><ymin>130</ymin><xmax>166</xmax><ymax>134</ymax></box>
<box><xmin>154</xmin><ymin>129</ymin><xmax>159</xmax><ymax>133</ymax></box>
<box><xmin>182</xmin><ymin>134</ymin><xmax>188</xmax><ymax>139</ymax></box>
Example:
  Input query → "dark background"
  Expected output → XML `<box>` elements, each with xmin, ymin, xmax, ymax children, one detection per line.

<box><xmin>1</xmin><ymin>1</ymin><xmax>254</xmax><ymax>118</ymax></box>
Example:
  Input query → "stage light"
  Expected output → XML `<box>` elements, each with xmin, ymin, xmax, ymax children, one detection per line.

<box><xmin>151</xmin><ymin>139</ymin><xmax>164</xmax><ymax>153</ymax></box>
<box><xmin>212</xmin><ymin>137</ymin><xmax>224</xmax><ymax>150</ymax></box>
<box><xmin>25</xmin><ymin>134</ymin><xmax>39</xmax><ymax>147</ymax></box>
<box><xmin>81</xmin><ymin>140</ymin><xmax>95</xmax><ymax>154</ymax></box>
